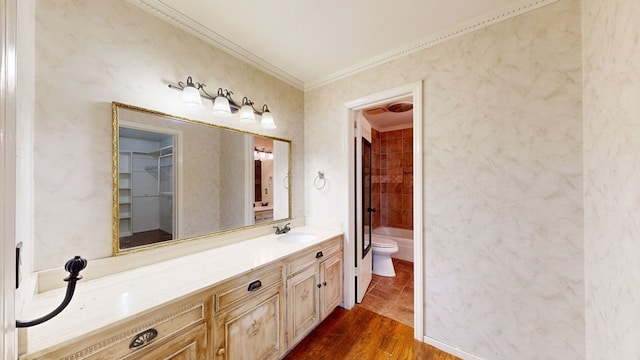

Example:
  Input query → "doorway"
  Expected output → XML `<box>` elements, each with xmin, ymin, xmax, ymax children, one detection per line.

<box><xmin>344</xmin><ymin>81</ymin><xmax>423</xmax><ymax>339</ymax></box>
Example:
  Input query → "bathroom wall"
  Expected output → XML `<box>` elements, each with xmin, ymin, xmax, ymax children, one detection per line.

<box><xmin>304</xmin><ymin>0</ymin><xmax>583</xmax><ymax>358</ymax></box>
<box><xmin>583</xmin><ymin>0</ymin><xmax>640</xmax><ymax>358</ymax></box>
<box><xmin>33</xmin><ymin>0</ymin><xmax>304</xmax><ymax>271</ymax></box>
<box><xmin>378</xmin><ymin>128</ymin><xmax>413</xmax><ymax>230</ymax></box>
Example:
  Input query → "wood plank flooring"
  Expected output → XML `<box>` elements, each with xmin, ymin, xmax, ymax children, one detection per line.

<box><xmin>283</xmin><ymin>305</ymin><xmax>460</xmax><ymax>360</ymax></box>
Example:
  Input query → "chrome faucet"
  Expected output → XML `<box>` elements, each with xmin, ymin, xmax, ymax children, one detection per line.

<box><xmin>274</xmin><ymin>223</ymin><xmax>291</xmax><ymax>235</ymax></box>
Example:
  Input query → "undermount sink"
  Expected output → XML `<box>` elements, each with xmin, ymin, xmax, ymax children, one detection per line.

<box><xmin>277</xmin><ymin>232</ymin><xmax>317</xmax><ymax>244</ymax></box>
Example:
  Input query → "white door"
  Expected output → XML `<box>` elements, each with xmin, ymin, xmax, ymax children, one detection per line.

<box><xmin>355</xmin><ymin>115</ymin><xmax>373</xmax><ymax>303</ymax></box>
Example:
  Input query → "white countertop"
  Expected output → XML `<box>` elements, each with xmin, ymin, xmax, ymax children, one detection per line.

<box><xmin>21</xmin><ymin>226</ymin><xmax>343</xmax><ymax>355</ymax></box>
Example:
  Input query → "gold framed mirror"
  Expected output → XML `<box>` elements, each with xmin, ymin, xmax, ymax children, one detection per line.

<box><xmin>112</xmin><ymin>102</ymin><xmax>291</xmax><ymax>254</ymax></box>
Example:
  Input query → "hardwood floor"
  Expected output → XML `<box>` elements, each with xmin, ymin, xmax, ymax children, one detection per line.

<box><xmin>283</xmin><ymin>305</ymin><xmax>460</xmax><ymax>360</ymax></box>
<box><xmin>285</xmin><ymin>259</ymin><xmax>459</xmax><ymax>360</ymax></box>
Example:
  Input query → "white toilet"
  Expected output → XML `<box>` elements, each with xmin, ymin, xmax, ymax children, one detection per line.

<box><xmin>371</xmin><ymin>236</ymin><xmax>399</xmax><ymax>277</ymax></box>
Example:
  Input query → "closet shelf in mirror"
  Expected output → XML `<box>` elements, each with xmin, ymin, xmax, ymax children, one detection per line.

<box><xmin>160</xmin><ymin>192</ymin><xmax>173</xmax><ymax>199</ymax></box>
<box><xmin>149</xmin><ymin>145</ymin><xmax>173</xmax><ymax>156</ymax></box>
<box><xmin>144</xmin><ymin>165</ymin><xmax>172</xmax><ymax>179</ymax></box>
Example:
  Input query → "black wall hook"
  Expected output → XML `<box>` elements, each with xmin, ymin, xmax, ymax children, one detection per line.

<box><xmin>16</xmin><ymin>255</ymin><xmax>88</xmax><ymax>328</ymax></box>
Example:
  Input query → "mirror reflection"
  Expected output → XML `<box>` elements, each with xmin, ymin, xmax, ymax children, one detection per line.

<box><xmin>112</xmin><ymin>103</ymin><xmax>291</xmax><ymax>253</ymax></box>
<box><xmin>118</xmin><ymin>128</ymin><xmax>176</xmax><ymax>249</ymax></box>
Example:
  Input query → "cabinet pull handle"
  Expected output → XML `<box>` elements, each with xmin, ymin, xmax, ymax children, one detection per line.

<box><xmin>247</xmin><ymin>280</ymin><xmax>262</xmax><ymax>292</ymax></box>
<box><xmin>315</xmin><ymin>251</ymin><xmax>324</xmax><ymax>259</ymax></box>
<box><xmin>217</xmin><ymin>348</ymin><xmax>226</xmax><ymax>356</ymax></box>
<box><xmin>129</xmin><ymin>328</ymin><xmax>158</xmax><ymax>349</ymax></box>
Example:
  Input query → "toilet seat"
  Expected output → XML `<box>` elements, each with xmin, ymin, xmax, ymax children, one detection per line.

<box><xmin>372</xmin><ymin>237</ymin><xmax>397</xmax><ymax>248</ymax></box>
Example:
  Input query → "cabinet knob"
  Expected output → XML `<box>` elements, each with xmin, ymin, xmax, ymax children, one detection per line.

<box><xmin>217</xmin><ymin>348</ymin><xmax>226</xmax><ymax>356</ymax></box>
<box><xmin>247</xmin><ymin>280</ymin><xmax>262</xmax><ymax>292</ymax></box>
<box><xmin>129</xmin><ymin>328</ymin><xmax>158</xmax><ymax>349</ymax></box>
<box><xmin>317</xmin><ymin>283</ymin><xmax>322</xmax><ymax>288</ymax></box>
<box><xmin>323</xmin><ymin>281</ymin><xmax>327</xmax><ymax>287</ymax></box>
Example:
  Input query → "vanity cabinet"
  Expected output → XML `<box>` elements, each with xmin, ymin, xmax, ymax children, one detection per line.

<box><xmin>285</xmin><ymin>236</ymin><xmax>343</xmax><ymax>348</ymax></box>
<box><xmin>21</xmin><ymin>233</ymin><xmax>344</xmax><ymax>360</ymax></box>
<box><xmin>21</xmin><ymin>291</ymin><xmax>210</xmax><ymax>360</ymax></box>
<box><xmin>211</xmin><ymin>262</ymin><xmax>285</xmax><ymax>360</ymax></box>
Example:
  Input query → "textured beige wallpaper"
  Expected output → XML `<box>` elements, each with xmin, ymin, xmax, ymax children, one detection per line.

<box><xmin>583</xmin><ymin>0</ymin><xmax>640</xmax><ymax>359</ymax></box>
<box><xmin>304</xmin><ymin>0</ymin><xmax>583</xmax><ymax>358</ymax></box>
<box><xmin>34</xmin><ymin>0</ymin><xmax>304</xmax><ymax>270</ymax></box>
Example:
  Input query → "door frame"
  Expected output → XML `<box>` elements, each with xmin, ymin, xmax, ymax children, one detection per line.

<box><xmin>343</xmin><ymin>81</ymin><xmax>423</xmax><ymax>339</ymax></box>
<box><xmin>1</xmin><ymin>0</ymin><xmax>18</xmax><ymax>357</ymax></box>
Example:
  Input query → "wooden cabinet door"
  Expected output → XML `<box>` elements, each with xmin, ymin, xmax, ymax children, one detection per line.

<box><xmin>286</xmin><ymin>265</ymin><xmax>320</xmax><ymax>347</ymax></box>
<box><xmin>126</xmin><ymin>323</ymin><xmax>207</xmax><ymax>360</ymax></box>
<box><xmin>213</xmin><ymin>285</ymin><xmax>284</xmax><ymax>360</ymax></box>
<box><xmin>319</xmin><ymin>252</ymin><xmax>343</xmax><ymax>320</ymax></box>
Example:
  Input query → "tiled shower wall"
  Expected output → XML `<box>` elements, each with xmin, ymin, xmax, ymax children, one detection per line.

<box><xmin>372</xmin><ymin>128</ymin><xmax>413</xmax><ymax>230</ymax></box>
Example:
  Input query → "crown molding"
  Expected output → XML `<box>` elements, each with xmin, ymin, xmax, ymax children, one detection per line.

<box><xmin>128</xmin><ymin>0</ymin><xmax>557</xmax><ymax>92</ymax></box>
<box><xmin>126</xmin><ymin>0</ymin><xmax>305</xmax><ymax>90</ymax></box>
<box><xmin>304</xmin><ymin>0</ymin><xmax>558</xmax><ymax>90</ymax></box>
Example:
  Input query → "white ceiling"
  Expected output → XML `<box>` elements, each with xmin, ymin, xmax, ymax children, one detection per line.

<box><xmin>129</xmin><ymin>0</ymin><xmax>555</xmax><ymax>90</ymax></box>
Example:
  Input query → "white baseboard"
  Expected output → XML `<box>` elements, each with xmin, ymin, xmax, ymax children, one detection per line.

<box><xmin>423</xmin><ymin>336</ymin><xmax>485</xmax><ymax>360</ymax></box>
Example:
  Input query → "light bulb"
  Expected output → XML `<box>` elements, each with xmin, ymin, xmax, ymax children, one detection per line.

<box><xmin>213</xmin><ymin>95</ymin><xmax>231</xmax><ymax>118</ymax></box>
<box><xmin>181</xmin><ymin>85</ymin><xmax>202</xmax><ymax>109</ymax></box>
<box><xmin>239</xmin><ymin>97</ymin><xmax>256</xmax><ymax>123</ymax></box>
<box><xmin>260</xmin><ymin>108</ymin><xmax>276</xmax><ymax>129</ymax></box>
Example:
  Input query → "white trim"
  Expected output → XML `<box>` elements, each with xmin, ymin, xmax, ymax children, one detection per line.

<box><xmin>128</xmin><ymin>0</ymin><xmax>556</xmax><ymax>91</ymax></box>
<box><xmin>1</xmin><ymin>0</ymin><xmax>18</xmax><ymax>357</ymax></box>
<box><xmin>244</xmin><ymin>136</ymin><xmax>254</xmax><ymax>225</ymax></box>
<box><xmin>306</xmin><ymin>0</ymin><xmax>557</xmax><ymax>90</ymax></box>
<box><xmin>126</xmin><ymin>0</ymin><xmax>304</xmax><ymax>90</ymax></box>
<box><xmin>424</xmin><ymin>336</ymin><xmax>486</xmax><ymax>360</ymax></box>
<box><xmin>343</xmin><ymin>81</ymin><xmax>423</xmax><ymax>339</ymax></box>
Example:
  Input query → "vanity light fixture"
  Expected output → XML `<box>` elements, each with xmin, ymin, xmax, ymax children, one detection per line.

<box><xmin>168</xmin><ymin>76</ymin><xmax>276</xmax><ymax>129</ymax></box>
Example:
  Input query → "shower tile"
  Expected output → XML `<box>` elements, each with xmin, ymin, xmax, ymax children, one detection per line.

<box><xmin>402</xmin><ymin>136</ymin><xmax>413</xmax><ymax>152</ymax></box>
<box><xmin>402</xmin><ymin>194</ymin><xmax>413</xmax><ymax>209</ymax></box>
<box><xmin>402</xmin><ymin>151</ymin><xmax>413</xmax><ymax>168</ymax></box>
<box><xmin>390</xmin><ymin>195</ymin><xmax>402</xmax><ymax>210</ymax></box>
<box><xmin>389</xmin><ymin>138</ymin><xmax>403</xmax><ymax>153</ymax></box>
<box><xmin>387</xmin><ymin>130</ymin><xmax>403</xmax><ymax>139</ymax></box>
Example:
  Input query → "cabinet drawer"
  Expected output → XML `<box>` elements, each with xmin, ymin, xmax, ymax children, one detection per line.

<box><xmin>25</xmin><ymin>295</ymin><xmax>208</xmax><ymax>360</ymax></box>
<box><xmin>214</xmin><ymin>263</ymin><xmax>283</xmax><ymax>312</ymax></box>
<box><xmin>286</xmin><ymin>236</ymin><xmax>343</xmax><ymax>276</ymax></box>
<box><xmin>125</xmin><ymin>323</ymin><xmax>207</xmax><ymax>360</ymax></box>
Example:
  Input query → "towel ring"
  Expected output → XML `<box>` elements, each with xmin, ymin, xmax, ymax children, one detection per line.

<box><xmin>314</xmin><ymin>172</ymin><xmax>326</xmax><ymax>190</ymax></box>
